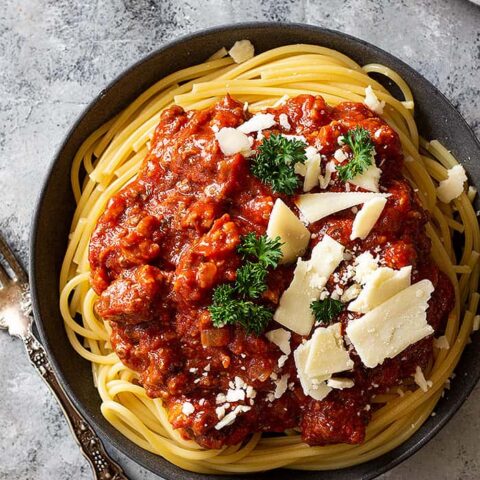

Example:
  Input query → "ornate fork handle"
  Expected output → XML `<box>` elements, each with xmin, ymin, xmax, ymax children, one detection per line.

<box><xmin>24</xmin><ymin>332</ymin><xmax>128</xmax><ymax>480</ymax></box>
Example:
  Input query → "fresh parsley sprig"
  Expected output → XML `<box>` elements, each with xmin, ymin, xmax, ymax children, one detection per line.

<box><xmin>235</xmin><ymin>261</ymin><xmax>268</xmax><ymax>299</ymax></box>
<box><xmin>209</xmin><ymin>234</ymin><xmax>283</xmax><ymax>335</ymax></box>
<box><xmin>237</xmin><ymin>232</ymin><xmax>283</xmax><ymax>268</ymax></box>
<box><xmin>250</xmin><ymin>134</ymin><xmax>307</xmax><ymax>195</ymax></box>
<box><xmin>209</xmin><ymin>284</ymin><xmax>238</xmax><ymax>325</ymax></box>
<box><xmin>210</xmin><ymin>294</ymin><xmax>273</xmax><ymax>335</ymax></box>
<box><xmin>336</xmin><ymin>127</ymin><xmax>375</xmax><ymax>181</ymax></box>
<box><xmin>310</xmin><ymin>298</ymin><xmax>344</xmax><ymax>325</ymax></box>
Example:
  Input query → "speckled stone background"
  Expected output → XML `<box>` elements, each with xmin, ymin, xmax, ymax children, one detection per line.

<box><xmin>1</xmin><ymin>1</ymin><xmax>479</xmax><ymax>479</ymax></box>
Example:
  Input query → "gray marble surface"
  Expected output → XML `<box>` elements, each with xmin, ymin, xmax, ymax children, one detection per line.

<box><xmin>1</xmin><ymin>0</ymin><xmax>479</xmax><ymax>479</ymax></box>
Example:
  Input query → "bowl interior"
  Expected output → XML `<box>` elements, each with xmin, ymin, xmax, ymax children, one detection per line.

<box><xmin>30</xmin><ymin>23</ymin><xmax>480</xmax><ymax>480</ymax></box>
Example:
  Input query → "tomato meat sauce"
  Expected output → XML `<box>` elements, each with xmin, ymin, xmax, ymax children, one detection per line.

<box><xmin>89</xmin><ymin>95</ymin><xmax>454</xmax><ymax>448</ymax></box>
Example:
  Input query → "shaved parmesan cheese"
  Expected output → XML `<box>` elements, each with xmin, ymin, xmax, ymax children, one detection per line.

<box><xmin>437</xmin><ymin>165</ymin><xmax>467</xmax><ymax>203</ymax></box>
<box><xmin>354</xmin><ymin>252</ymin><xmax>379</xmax><ymax>284</ymax></box>
<box><xmin>226</xmin><ymin>388</ymin><xmax>245</xmax><ymax>402</ymax></box>
<box><xmin>348</xmin><ymin>266</ymin><xmax>411</xmax><ymax>314</ymax></box>
<box><xmin>273</xmin><ymin>261</ymin><xmax>316</xmax><ymax>335</ymax></box>
<box><xmin>215</xmin><ymin>405</ymin><xmax>251</xmax><ymax>430</ymax></box>
<box><xmin>350</xmin><ymin>197</ymin><xmax>387</xmax><ymax>240</ymax></box>
<box><xmin>434</xmin><ymin>336</ymin><xmax>450</xmax><ymax>350</ymax></box>
<box><xmin>303</xmin><ymin>146</ymin><xmax>321</xmax><ymax>192</ymax></box>
<box><xmin>265</xmin><ymin>328</ymin><xmax>291</xmax><ymax>355</ymax></box>
<box><xmin>274</xmin><ymin>235</ymin><xmax>344</xmax><ymax>335</ymax></box>
<box><xmin>228</xmin><ymin>40</ymin><xmax>254</xmax><ymax>64</ymax></box>
<box><xmin>273</xmin><ymin>95</ymin><xmax>289</xmax><ymax>107</ymax></box>
<box><xmin>279</xmin><ymin>113</ymin><xmax>291</xmax><ymax>130</ymax></box>
<box><xmin>327</xmin><ymin>377</ymin><xmax>355</xmax><ymax>389</ymax></box>
<box><xmin>293</xmin><ymin>343</ymin><xmax>309</xmax><ymax>386</ymax></box>
<box><xmin>293</xmin><ymin>324</ymin><xmax>353</xmax><ymax>400</ymax></box>
<box><xmin>284</xmin><ymin>134</ymin><xmax>307</xmax><ymax>143</ymax></box>
<box><xmin>266</xmin><ymin>199</ymin><xmax>310</xmax><ymax>264</ymax></box>
<box><xmin>308</xmin><ymin>235</ymin><xmax>345</xmax><ymax>289</ymax></box>
<box><xmin>278</xmin><ymin>354</ymin><xmax>289</xmax><ymax>368</ymax></box>
<box><xmin>215</xmin><ymin>128</ymin><xmax>252</xmax><ymax>156</ymax></box>
<box><xmin>295</xmin><ymin>192</ymin><xmax>389</xmax><ymax>224</ymax></box>
<box><xmin>226</xmin><ymin>377</ymin><xmax>248</xmax><ymax>402</ymax></box>
<box><xmin>349</xmin><ymin>163</ymin><xmax>382</xmax><ymax>192</ymax></box>
<box><xmin>334</xmin><ymin>148</ymin><xmax>348</xmax><ymax>163</ymax></box>
<box><xmin>293</xmin><ymin>342</ymin><xmax>331</xmax><ymax>401</ymax></box>
<box><xmin>413</xmin><ymin>366</ymin><xmax>432</xmax><ymax>392</ymax></box>
<box><xmin>246</xmin><ymin>386</ymin><xmax>256</xmax><ymax>399</ymax></box>
<box><xmin>307</xmin><ymin>379</ymin><xmax>331</xmax><ymax>401</ymax></box>
<box><xmin>364</xmin><ymin>85</ymin><xmax>386</xmax><ymax>114</ymax></box>
<box><xmin>273</xmin><ymin>374</ymin><xmax>289</xmax><ymax>399</ymax></box>
<box><xmin>237</xmin><ymin>113</ymin><xmax>276</xmax><ymax>134</ymax></box>
<box><xmin>305</xmin><ymin>323</ymin><xmax>354</xmax><ymax>378</ymax></box>
<box><xmin>215</xmin><ymin>405</ymin><xmax>226</xmax><ymax>419</ymax></box>
<box><xmin>319</xmin><ymin>161</ymin><xmax>336</xmax><ymax>189</ymax></box>
<box><xmin>341</xmin><ymin>283</ymin><xmax>361</xmax><ymax>303</ymax></box>
<box><xmin>295</xmin><ymin>162</ymin><xmax>307</xmax><ymax>176</ymax></box>
<box><xmin>182</xmin><ymin>402</ymin><xmax>195</xmax><ymax>416</ymax></box>
<box><xmin>346</xmin><ymin>280</ymin><xmax>434</xmax><ymax>368</ymax></box>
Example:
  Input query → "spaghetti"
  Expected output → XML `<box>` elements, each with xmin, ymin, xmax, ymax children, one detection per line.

<box><xmin>59</xmin><ymin>44</ymin><xmax>479</xmax><ymax>473</ymax></box>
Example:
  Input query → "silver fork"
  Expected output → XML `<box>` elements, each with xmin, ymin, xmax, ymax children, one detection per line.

<box><xmin>0</xmin><ymin>234</ymin><xmax>128</xmax><ymax>480</ymax></box>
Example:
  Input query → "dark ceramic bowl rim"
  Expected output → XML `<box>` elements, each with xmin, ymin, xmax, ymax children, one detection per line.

<box><xmin>29</xmin><ymin>22</ymin><xmax>480</xmax><ymax>480</ymax></box>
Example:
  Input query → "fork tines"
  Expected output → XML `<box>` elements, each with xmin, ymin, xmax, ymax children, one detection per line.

<box><xmin>0</xmin><ymin>233</ymin><xmax>27</xmax><ymax>285</ymax></box>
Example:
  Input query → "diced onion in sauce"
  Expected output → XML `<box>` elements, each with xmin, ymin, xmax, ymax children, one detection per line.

<box><xmin>201</xmin><ymin>328</ymin><xmax>230</xmax><ymax>347</ymax></box>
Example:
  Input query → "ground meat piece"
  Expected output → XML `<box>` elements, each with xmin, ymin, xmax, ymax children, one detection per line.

<box><xmin>95</xmin><ymin>265</ymin><xmax>168</xmax><ymax>324</ymax></box>
<box><xmin>173</xmin><ymin>214</ymin><xmax>240</xmax><ymax>302</ymax></box>
<box><xmin>301</xmin><ymin>391</ymin><xmax>370</xmax><ymax>445</ymax></box>
<box><xmin>363</xmin><ymin>337</ymin><xmax>433</xmax><ymax>392</ymax></box>
<box><xmin>415</xmin><ymin>261</ymin><xmax>455</xmax><ymax>333</ymax></box>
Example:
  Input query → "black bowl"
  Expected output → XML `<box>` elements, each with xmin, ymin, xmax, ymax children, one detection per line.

<box><xmin>30</xmin><ymin>23</ymin><xmax>480</xmax><ymax>480</ymax></box>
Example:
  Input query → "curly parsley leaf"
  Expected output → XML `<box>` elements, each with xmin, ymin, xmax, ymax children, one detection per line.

<box><xmin>237</xmin><ymin>233</ymin><xmax>283</xmax><ymax>269</ymax></box>
<box><xmin>209</xmin><ymin>233</ymin><xmax>282</xmax><ymax>335</ymax></box>
<box><xmin>210</xmin><ymin>286</ymin><xmax>239</xmax><ymax>328</ymax></box>
<box><xmin>210</xmin><ymin>293</ymin><xmax>273</xmax><ymax>335</ymax></box>
<box><xmin>212</xmin><ymin>283</ymin><xmax>236</xmax><ymax>305</ymax></box>
<box><xmin>336</xmin><ymin>127</ymin><xmax>375</xmax><ymax>181</ymax></box>
<box><xmin>237</xmin><ymin>303</ymin><xmax>273</xmax><ymax>335</ymax></box>
<box><xmin>310</xmin><ymin>298</ymin><xmax>344</xmax><ymax>325</ymax></box>
<box><xmin>250</xmin><ymin>134</ymin><xmax>307</xmax><ymax>194</ymax></box>
<box><xmin>235</xmin><ymin>261</ymin><xmax>268</xmax><ymax>299</ymax></box>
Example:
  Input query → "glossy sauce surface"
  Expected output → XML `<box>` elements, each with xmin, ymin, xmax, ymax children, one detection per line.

<box><xmin>89</xmin><ymin>95</ymin><xmax>454</xmax><ymax>448</ymax></box>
